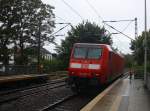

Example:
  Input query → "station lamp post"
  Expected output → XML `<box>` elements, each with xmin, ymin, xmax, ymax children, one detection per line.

<box><xmin>37</xmin><ymin>18</ymin><xmax>42</xmax><ymax>74</ymax></box>
<box><xmin>144</xmin><ymin>0</ymin><xmax>148</xmax><ymax>86</ymax></box>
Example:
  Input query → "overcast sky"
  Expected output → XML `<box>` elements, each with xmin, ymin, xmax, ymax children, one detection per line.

<box><xmin>42</xmin><ymin>0</ymin><xmax>150</xmax><ymax>54</ymax></box>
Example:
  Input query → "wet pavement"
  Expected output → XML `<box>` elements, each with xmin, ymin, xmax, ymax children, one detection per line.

<box><xmin>81</xmin><ymin>77</ymin><xmax>150</xmax><ymax>111</ymax></box>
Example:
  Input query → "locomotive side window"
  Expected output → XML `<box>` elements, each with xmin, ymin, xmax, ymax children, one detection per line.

<box><xmin>73</xmin><ymin>47</ymin><xmax>87</xmax><ymax>59</ymax></box>
<box><xmin>87</xmin><ymin>48</ymin><xmax>102</xmax><ymax>59</ymax></box>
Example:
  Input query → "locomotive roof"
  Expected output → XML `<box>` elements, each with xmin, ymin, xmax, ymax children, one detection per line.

<box><xmin>74</xmin><ymin>43</ymin><xmax>112</xmax><ymax>49</ymax></box>
<box><xmin>74</xmin><ymin>43</ymin><xmax>109</xmax><ymax>46</ymax></box>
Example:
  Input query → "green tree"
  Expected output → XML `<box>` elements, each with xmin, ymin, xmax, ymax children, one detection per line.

<box><xmin>0</xmin><ymin>0</ymin><xmax>55</xmax><ymax>65</ymax></box>
<box><xmin>0</xmin><ymin>0</ymin><xmax>17</xmax><ymax>65</ymax></box>
<box><xmin>124</xmin><ymin>54</ymin><xmax>134</xmax><ymax>68</ymax></box>
<box><xmin>130</xmin><ymin>30</ymin><xmax>150</xmax><ymax>65</ymax></box>
<box><xmin>56</xmin><ymin>21</ymin><xmax>112</xmax><ymax>68</ymax></box>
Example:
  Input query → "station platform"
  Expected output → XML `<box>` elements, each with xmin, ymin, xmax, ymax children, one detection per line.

<box><xmin>81</xmin><ymin>77</ymin><xmax>150</xmax><ymax>111</ymax></box>
<box><xmin>0</xmin><ymin>74</ymin><xmax>48</xmax><ymax>84</ymax></box>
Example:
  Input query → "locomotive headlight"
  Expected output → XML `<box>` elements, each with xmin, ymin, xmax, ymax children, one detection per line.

<box><xmin>70</xmin><ymin>63</ymin><xmax>81</xmax><ymax>68</ymax></box>
<box><xmin>88</xmin><ymin>64</ymin><xmax>100</xmax><ymax>69</ymax></box>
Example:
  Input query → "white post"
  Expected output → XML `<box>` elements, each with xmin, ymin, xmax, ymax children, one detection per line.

<box><xmin>144</xmin><ymin>0</ymin><xmax>147</xmax><ymax>85</ymax></box>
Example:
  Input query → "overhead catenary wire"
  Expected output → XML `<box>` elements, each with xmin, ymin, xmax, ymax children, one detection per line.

<box><xmin>61</xmin><ymin>0</ymin><xmax>84</xmax><ymax>20</ymax></box>
<box><xmin>103</xmin><ymin>19</ymin><xmax>135</xmax><ymax>23</ymax></box>
<box><xmin>55</xmin><ymin>15</ymin><xmax>68</xmax><ymax>22</ymax></box>
<box><xmin>84</xmin><ymin>0</ymin><xmax>114</xmax><ymax>35</ymax></box>
<box><xmin>121</xmin><ymin>20</ymin><xmax>134</xmax><ymax>33</ymax></box>
<box><xmin>58</xmin><ymin>0</ymin><xmax>134</xmax><ymax>42</ymax></box>
<box><xmin>55</xmin><ymin>16</ymin><xmax>75</xmax><ymax>31</ymax></box>
<box><xmin>103</xmin><ymin>19</ymin><xmax>135</xmax><ymax>34</ymax></box>
<box><xmin>85</xmin><ymin>0</ymin><xmax>104</xmax><ymax>22</ymax></box>
<box><xmin>50</xmin><ymin>24</ymin><xmax>70</xmax><ymax>37</ymax></box>
<box><xmin>46</xmin><ymin>24</ymin><xmax>71</xmax><ymax>45</ymax></box>
<box><xmin>103</xmin><ymin>22</ymin><xmax>134</xmax><ymax>41</ymax></box>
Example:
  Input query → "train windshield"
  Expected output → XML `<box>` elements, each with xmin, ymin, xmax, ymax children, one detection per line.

<box><xmin>73</xmin><ymin>47</ymin><xmax>102</xmax><ymax>59</ymax></box>
<box><xmin>87</xmin><ymin>48</ymin><xmax>102</xmax><ymax>59</ymax></box>
<box><xmin>74</xmin><ymin>47</ymin><xmax>87</xmax><ymax>59</ymax></box>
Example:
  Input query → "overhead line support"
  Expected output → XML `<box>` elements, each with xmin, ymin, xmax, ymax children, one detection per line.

<box><xmin>103</xmin><ymin>22</ymin><xmax>134</xmax><ymax>41</ymax></box>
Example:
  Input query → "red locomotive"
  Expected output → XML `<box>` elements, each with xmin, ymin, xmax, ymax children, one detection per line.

<box><xmin>68</xmin><ymin>43</ymin><xmax>124</xmax><ymax>90</ymax></box>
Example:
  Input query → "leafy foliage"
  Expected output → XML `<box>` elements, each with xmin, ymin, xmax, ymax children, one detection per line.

<box><xmin>56</xmin><ymin>21</ymin><xmax>112</xmax><ymax>68</ymax></box>
<box><xmin>0</xmin><ymin>0</ymin><xmax>55</xmax><ymax>65</ymax></box>
<box><xmin>130</xmin><ymin>30</ymin><xmax>150</xmax><ymax>65</ymax></box>
<box><xmin>0</xmin><ymin>0</ymin><xmax>17</xmax><ymax>65</ymax></box>
<box><xmin>41</xmin><ymin>59</ymin><xmax>65</xmax><ymax>73</ymax></box>
<box><xmin>124</xmin><ymin>54</ymin><xmax>134</xmax><ymax>68</ymax></box>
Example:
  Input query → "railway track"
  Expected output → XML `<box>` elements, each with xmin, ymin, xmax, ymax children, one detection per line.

<box><xmin>3</xmin><ymin>85</ymin><xmax>75</xmax><ymax>111</ymax></box>
<box><xmin>41</xmin><ymin>93</ymin><xmax>77</xmax><ymax>111</ymax></box>
<box><xmin>0</xmin><ymin>78</ymin><xmax>66</xmax><ymax>104</ymax></box>
<box><xmin>42</xmin><ymin>74</ymin><xmax>130</xmax><ymax>111</ymax></box>
<box><xmin>40</xmin><ymin>89</ymin><xmax>100</xmax><ymax>111</ymax></box>
<box><xmin>0</xmin><ymin>74</ymin><xmax>128</xmax><ymax>111</ymax></box>
<box><xmin>0</xmin><ymin>78</ymin><xmax>98</xmax><ymax>111</ymax></box>
<box><xmin>41</xmin><ymin>94</ymin><xmax>96</xmax><ymax>111</ymax></box>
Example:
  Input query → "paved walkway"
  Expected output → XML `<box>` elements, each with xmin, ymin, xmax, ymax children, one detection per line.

<box><xmin>81</xmin><ymin>78</ymin><xmax>150</xmax><ymax>111</ymax></box>
<box><xmin>0</xmin><ymin>74</ymin><xmax>48</xmax><ymax>83</ymax></box>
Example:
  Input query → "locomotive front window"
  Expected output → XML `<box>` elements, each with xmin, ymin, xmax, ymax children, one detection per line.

<box><xmin>87</xmin><ymin>48</ymin><xmax>102</xmax><ymax>59</ymax></box>
<box><xmin>73</xmin><ymin>47</ymin><xmax>87</xmax><ymax>59</ymax></box>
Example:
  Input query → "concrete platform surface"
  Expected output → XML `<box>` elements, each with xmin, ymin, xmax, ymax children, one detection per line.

<box><xmin>0</xmin><ymin>74</ymin><xmax>48</xmax><ymax>83</ymax></box>
<box><xmin>81</xmin><ymin>78</ymin><xmax>150</xmax><ymax>111</ymax></box>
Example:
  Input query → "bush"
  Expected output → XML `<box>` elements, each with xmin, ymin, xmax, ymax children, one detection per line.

<box><xmin>41</xmin><ymin>59</ymin><xmax>66</xmax><ymax>73</ymax></box>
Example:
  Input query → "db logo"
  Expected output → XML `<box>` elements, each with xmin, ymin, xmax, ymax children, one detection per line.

<box><xmin>82</xmin><ymin>64</ymin><xmax>88</xmax><ymax>69</ymax></box>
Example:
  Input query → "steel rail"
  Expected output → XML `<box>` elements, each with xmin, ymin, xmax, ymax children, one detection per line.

<box><xmin>0</xmin><ymin>78</ymin><xmax>67</xmax><ymax>104</ymax></box>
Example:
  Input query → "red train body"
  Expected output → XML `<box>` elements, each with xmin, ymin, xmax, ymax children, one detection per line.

<box><xmin>68</xmin><ymin>43</ymin><xmax>124</xmax><ymax>89</ymax></box>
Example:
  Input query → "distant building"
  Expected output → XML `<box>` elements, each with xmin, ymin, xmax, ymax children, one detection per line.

<box><xmin>41</xmin><ymin>48</ymin><xmax>53</xmax><ymax>60</ymax></box>
<box><xmin>0</xmin><ymin>46</ymin><xmax>53</xmax><ymax>66</ymax></box>
<box><xmin>26</xmin><ymin>46</ymin><xmax>53</xmax><ymax>64</ymax></box>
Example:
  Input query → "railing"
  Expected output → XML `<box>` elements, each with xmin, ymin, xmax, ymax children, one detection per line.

<box><xmin>0</xmin><ymin>65</ymin><xmax>38</xmax><ymax>76</ymax></box>
<box><xmin>0</xmin><ymin>65</ymin><xmax>68</xmax><ymax>76</ymax></box>
<box><xmin>134</xmin><ymin>69</ymin><xmax>144</xmax><ymax>79</ymax></box>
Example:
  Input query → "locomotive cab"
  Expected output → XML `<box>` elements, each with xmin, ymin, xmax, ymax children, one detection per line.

<box><xmin>68</xmin><ymin>43</ymin><xmax>105</xmax><ymax>89</ymax></box>
<box><xmin>68</xmin><ymin>43</ymin><xmax>124</xmax><ymax>91</ymax></box>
